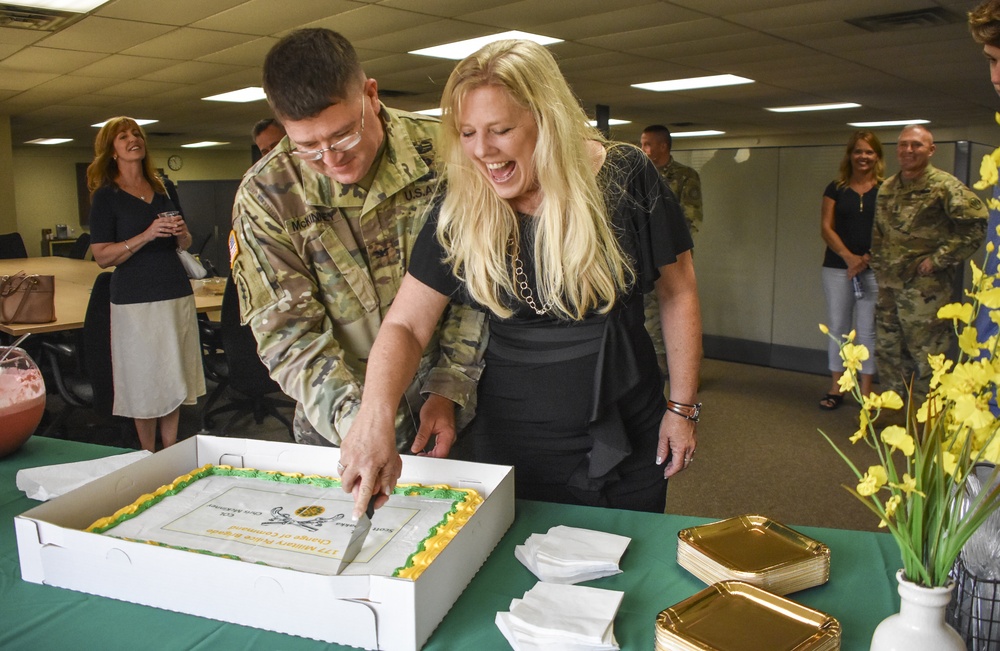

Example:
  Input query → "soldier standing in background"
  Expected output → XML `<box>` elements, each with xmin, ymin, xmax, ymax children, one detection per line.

<box><xmin>640</xmin><ymin>124</ymin><xmax>704</xmax><ymax>374</ymax></box>
<box><xmin>870</xmin><ymin>124</ymin><xmax>987</xmax><ymax>400</ymax></box>
<box><xmin>250</xmin><ymin>117</ymin><xmax>286</xmax><ymax>157</ymax></box>
<box><xmin>230</xmin><ymin>28</ymin><xmax>485</xmax><ymax>454</ymax></box>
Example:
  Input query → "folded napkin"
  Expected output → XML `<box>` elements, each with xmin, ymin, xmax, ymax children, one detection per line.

<box><xmin>16</xmin><ymin>451</ymin><xmax>152</xmax><ymax>501</ymax></box>
<box><xmin>496</xmin><ymin>582</ymin><xmax>623</xmax><ymax>651</ymax></box>
<box><xmin>515</xmin><ymin>525</ymin><xmax>630</xmax><ymax>584</ymax></box>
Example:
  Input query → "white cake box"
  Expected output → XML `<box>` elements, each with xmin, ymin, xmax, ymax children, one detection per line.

<box><xmin>14</xmin><ymin>435</ymin><xmax>515</xmax><ymax>650</ymax></box>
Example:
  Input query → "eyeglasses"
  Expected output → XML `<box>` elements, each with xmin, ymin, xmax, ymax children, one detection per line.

<box><xmin>290</xmin><ymin>97</ymin><xmax>365</xmax><ymax>160</ymax></box>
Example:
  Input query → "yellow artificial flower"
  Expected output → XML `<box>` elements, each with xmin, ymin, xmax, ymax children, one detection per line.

<box><xmin>819</xmin><ymin>324</ymin><xmax>830</xmax><ymax>335</ymax></box>
<box><xmin>891</xmin><ymin>473</ymin><xmax>925</xmax><ymax>497</ymax></box>
<box><xmin>958</xmin><ymin>324</ymin><xmax>983</xmax><ymax>356</ymax></box>
<box><xmin>941</xmin><ymin>450</ymin><xmax>958</xmax><ymax>477</ymax></box>
<box><xmin>880</xmin><ymin>495</ymin><xmax>903</xmax><ymax>528</ymax></box>
<box><xmin>858</xmin><ymin>465</ymin><xmax>888</xmax><ymax>496</ymax></box>
<box><xmin>841</xmin><ymin>343</ymin><xmax>869</xmax><ymax>373</ymax></box>
<box><xmin>951</xmin><ymin>394</ymin><xmax>996</xmax><ymax>431</ymax></box>
<box><xmin>863</xmin><ymin>390</ymin><xmax>904</xmax><ymax>412</ymax></box>
<box><xmin>938</xmin><ymin>302</ymin><xmax>974</xmax><ymax>325</ymax></box>
<box><xmin>979</xmin><ymin>288</ymin><xmax>1000</xmax><ymax>309</ymax></box>
<box><xmin>881</xmin><ymin>426</ymin><xmax>915</xmax><ymax>456</ymax></box>
<box><xmin>928</xmin><ymin>355</ymin><xmax>953</xmax><ymax>390</ymax></box>
<box><xmin>976</xmin><ymin>154</ymin><xmax>999</xmax><ymax>190</ymax></box>
<box><xmin>838</xmin><ymin>371</ymin><xmax>857</xmax><ymax>393</ymax></box>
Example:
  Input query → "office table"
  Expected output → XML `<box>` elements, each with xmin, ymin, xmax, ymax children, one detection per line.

<box><xmin>0</xmin><ymin>437</ymin><xmax>903</xmax><ymax>650</ymax></box>
<box><xmin>0</xmin><ymin>258</ymin><xmax>224</xmax><ymax>336</ymax></box>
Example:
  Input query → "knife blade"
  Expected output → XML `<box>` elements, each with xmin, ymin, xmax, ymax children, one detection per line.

<box><xmin>335</xmin><ymin>495</ymin><xmax>377</xmax><ymax>575</ymax></box>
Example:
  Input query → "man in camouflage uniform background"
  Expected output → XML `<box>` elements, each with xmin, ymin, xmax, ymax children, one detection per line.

<box><xmin>870</xmin><ymin>124</ymin><xmax>987</xmax><ymax>399</ymax></box>
<box><xmin>230</xmin><ymin>28</ymin><xmax>485</xmax><ymax>453</ymax></box>
<box><xmin>640</xmin><ymin>124</ymin><xmax>704</xmax><ymax>374</ymax></box>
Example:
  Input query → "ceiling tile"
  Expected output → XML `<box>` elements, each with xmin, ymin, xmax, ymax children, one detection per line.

<box><xmin>39</xmin><ymin>16</ymin><xmax>175</xmax><ymax>54</ymax></box>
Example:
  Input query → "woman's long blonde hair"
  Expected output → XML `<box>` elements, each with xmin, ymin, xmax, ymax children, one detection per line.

<box><xmin>86</xmin><ymin>117</ymin><xmax>166</xmax><ymax>196</ymax></box>
<box><xmin>436</xmin><ymin>40</ymin><xmax>632</xmax><ymax>320</ymax></box>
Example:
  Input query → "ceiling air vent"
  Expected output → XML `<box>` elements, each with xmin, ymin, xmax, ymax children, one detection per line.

<box><xmin>847</xmin><ymin>7</ymin><xmax>962</xmax><ymax>32</ymax></box>
<box><xmin>0</xmin><ymin>4</ymin><xmax>83</xmax><ymax>31</ymax></box>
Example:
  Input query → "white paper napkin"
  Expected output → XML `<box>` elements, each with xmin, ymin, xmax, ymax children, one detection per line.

<box><xmin>496</xmin><ymin>583</ymin><xmax>623</xmax><ymax>650</ymax></box>
<box><xmin>516</xmin><ymin>525</ymin><xmax>630</xmax><ymax>583</ymax></box>
<box><xmin>15</xmin><ymin>450</ymin><xmax>151</xmax><ymax>501</ymax></box>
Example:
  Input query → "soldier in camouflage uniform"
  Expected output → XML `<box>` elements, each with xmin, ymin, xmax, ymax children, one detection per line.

<box><xmin>870</xmin><ymin>124</ymin><xmax>986</xmax><ymax>399</ymax></box>
<box><xmin>230</xmin><ymin>29</ymin><xmax>485</xmax><ymax>453</ymax></box>
<box><xmin>640</xmin><ymin>124</ymin><xmax>704</xmax><ymax>374</ymax></box>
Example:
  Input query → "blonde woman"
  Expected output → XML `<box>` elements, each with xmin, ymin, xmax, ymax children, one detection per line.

<box><xmin>819</xmin><ymin>131</ymin><xmax>884</xmax><ymax>409</ymax></box>
<box><xmin>87</xmin><ymin>117</ymin><xmax>205</xmax><ymax>451</ymax></box>
<box><xmin>339</xmin><ymin>40</ymin><xmax>701</xmax><ymax>515</ymax></box>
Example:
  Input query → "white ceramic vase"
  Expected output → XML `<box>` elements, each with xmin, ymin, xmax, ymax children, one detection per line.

<box><xmin>869</xmin><ymin>569</ymin><xmax>965</xmax><ymax>651</ymax></box>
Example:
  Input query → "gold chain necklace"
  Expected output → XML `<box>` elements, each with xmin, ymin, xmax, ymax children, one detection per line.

<box><xmin>508</xmin><ymin>238</ymin><xmax>552</xmax><ymax>315</ymax></box>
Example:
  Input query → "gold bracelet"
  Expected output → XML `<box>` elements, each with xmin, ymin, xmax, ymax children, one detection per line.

<box><xmin>123</xmin><ymin>240</ymin><xmax>132</xmax><ymax>252</ymax></box>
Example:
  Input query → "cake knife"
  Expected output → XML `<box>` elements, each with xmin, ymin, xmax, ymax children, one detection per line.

<box><xmin>336</xmin><ymin>495</ymin><xmax>377</xmax><ymax>575</ymax></box>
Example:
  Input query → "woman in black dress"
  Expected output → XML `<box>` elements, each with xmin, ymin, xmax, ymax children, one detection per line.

<box><xmin>87</xmin><ymin>117</ymin><xmax>205</xmax><ymax>451</ymax></box>
<box><xmin>339</xmin><ymin>40</ymin><xmax>701</xmax><ymax>514</ymax></box>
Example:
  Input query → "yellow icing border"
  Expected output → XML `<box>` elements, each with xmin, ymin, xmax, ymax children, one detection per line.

<box><xmin>85</xmin><ymin>464</ymin><xmax>482</xmax><ymax>580</ymax></box>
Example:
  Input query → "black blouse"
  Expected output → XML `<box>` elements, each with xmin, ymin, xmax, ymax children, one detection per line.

<box><xmin>89</xmin><ymin>185</ymin><xmax>192</xmax><ymax>305</ymax></box>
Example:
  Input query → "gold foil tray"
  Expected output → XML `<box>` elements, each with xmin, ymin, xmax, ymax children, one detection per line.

<box><xmin>656</xmin><ymin>581</ymin><xmax>841</xmax><ymax>650</ymax></box>
<box><xmin>678</xmin><ymin>515</ymin><xmax>828</xmax><ymax>574</ymax></box>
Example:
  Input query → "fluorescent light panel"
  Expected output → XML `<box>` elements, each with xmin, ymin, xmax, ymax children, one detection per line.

<box><xmin>410</xmin><ymin>31</ymin><xmax>562</xmax><ymax>60</ymax></box>
<box><xmin>26</xmin><ymin>138</ymin><xmax>72</xmax><ymax>145</ymax></box>
<box><xmin>848</xmin><ymin>119</ymin><xmax>930</xmax><ymax>127</ymax></box>
<box><xmin>2</xmin><ymin>0</ymin><xmax>110</xmax><ymax>11</ymax></box>
<box><xmin>767</xmin><ymin>102</ymin><xmax>860</xmax><ymax>113</ymax></box>
<box><xmin>588</xmin><ymin>119</ymin><xmax>631</xmax><ymax>126</ymax></box>
<box><xmin>415</xmin><ymin>108</ymin><xmax>442</xmax><ymax>116</ymax></box>
<box><xmin>203</xmin><ymin>87</ymin><xmax>267</xmax><ymax>103</ymax></box>
<box><xmin>672</xmin><ymin>130</ymin><xmax>725</xmax><ymax>138</ymax></box>
<box><xmin>632</xmin><ymin>74</ymin><xmax>754</xmax><ymax>92</ymax></box>
<box><xmin>182</xmin><ymin>141</ymin><xmax>229</xmax><ymax>148</ymax></box>
<box><xmin>91</xmin><ymin>118</ymin><xmax>158</xmax><ymax>127</ymax></box>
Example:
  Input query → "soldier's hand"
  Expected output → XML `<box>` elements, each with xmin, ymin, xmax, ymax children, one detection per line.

<box><xmin>412</xmin><ymin>394</ymin><xmax>457</xmax><ymax>458</ymax></box>
<box><xmin>917</xmin><ymin>258</ymin><xmax>935</xmax><ymax>276</ymax></box>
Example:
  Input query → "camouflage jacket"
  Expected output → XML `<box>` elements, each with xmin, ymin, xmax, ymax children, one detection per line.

<box><xmin>658</xmin><ymin>157</ymin><xmax>703</xmax><ymax>235</ymax></box>
<box><xmin>871</xmin><ymin>165</ymin><xmax>987</xmax><ymax>289</ymax></box>
<box><xmin>230</xmin><ymin>105</ymin><xmax>486</xmax><ymax>447</ymax></box>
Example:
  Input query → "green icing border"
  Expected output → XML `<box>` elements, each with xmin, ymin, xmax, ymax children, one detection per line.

<box><xmin>86</xmin><ymin>465</ymin><xmax>475</xmax><ymax>578</ymax></box>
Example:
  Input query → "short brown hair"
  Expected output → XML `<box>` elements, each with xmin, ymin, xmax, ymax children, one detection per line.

<box><xmin>263</xmin><ymin>29</ymin><xmax>364</xmax><ymax>121</ymax></box>
<box><xmin>970</xmin><ymin>0</ymin><xmax>1000</xmax><ymax>47</ymax></box>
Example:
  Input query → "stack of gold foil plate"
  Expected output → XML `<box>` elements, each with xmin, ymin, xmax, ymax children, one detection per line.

<box><xmin>677</xmin><ymin>515</ymin><xmax>830</xmax><ymax>595</ymax></box>
<box><xmin>655</xmin><ymin>581</ymin><xmax>841</xmax><ymax>651</ymax></box>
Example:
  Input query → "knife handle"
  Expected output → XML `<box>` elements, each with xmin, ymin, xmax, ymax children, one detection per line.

<box><xmin>365</xmin><ymin>494</ymin><xmax>377</xmax><ymax>520</ymax></box>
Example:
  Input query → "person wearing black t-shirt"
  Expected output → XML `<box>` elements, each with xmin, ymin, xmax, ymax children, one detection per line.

<box><xmin>819</xmin><ymin>131</ymin><xmax>884</xmax><ymax>410</ymax></box>
<box><xmin>87</xmin><ymin>117</ymin><xmax>205</xmax><ymax>451</ymax></box>
<box><xmin>337</xmin><ymin>40</ymin><xmax>702</xmax><ymax>517</ymax></box>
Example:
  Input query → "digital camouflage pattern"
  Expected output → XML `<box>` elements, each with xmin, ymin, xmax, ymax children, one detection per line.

<box><xmin>871</xmin><ymin>164</ymin><xmax>987</xmax><ymax>396</ymax></box>
<box><xmin>658</xmin><ymin>158</ymin><xmax>703</xmax><ymax>235</ymax></box>
<box><xmin>643</xmin><ymin>158</ymin><xmax>702</xmax><ymax>373</ymax></box>
<box><xmin>230</xmin><ymin>105</ymin><xmax>486</xmax><ymax>449</ymax></box>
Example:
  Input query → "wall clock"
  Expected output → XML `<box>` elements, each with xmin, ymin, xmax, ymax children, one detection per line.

<box><xmin>168</xmin><ymin>155</ymin><xmax>183</xmax><ymax>171</ymax></box>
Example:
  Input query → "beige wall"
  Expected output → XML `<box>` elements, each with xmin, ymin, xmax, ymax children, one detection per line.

<box><xmin>12</xmin><ymin>146</ymin><xmax>252</xmax><ymax>257</ymax></box>
<box><xmin>0</xmin><ymin>116</ymin><xmax>15</xmax><ymax>234</ymax></box>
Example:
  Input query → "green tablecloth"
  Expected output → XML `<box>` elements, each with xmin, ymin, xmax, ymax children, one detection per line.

<box><xmin>0</xmin><ymin>437</ymin><xmax>901</xmax><ymax>650</ymax></box>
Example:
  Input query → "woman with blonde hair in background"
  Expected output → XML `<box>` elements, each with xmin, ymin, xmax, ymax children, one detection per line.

<box><xmin>338</xmin><ymin>40</ymin><xmax>701</xmax><ymax>515</ymax></box>
<box><xmin>819</xmin><ymin>130</ymin><xmax>884</xmax><ymax>409</ymax></box>
<box><xmin>87</xmin><ymin>117</ymin><xmax>205</xmax><ymax>450</ymax></box>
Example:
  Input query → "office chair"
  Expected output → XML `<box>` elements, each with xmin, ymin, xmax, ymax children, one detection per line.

<box><xmin>40</xmin><ymin>272</ymin><xmax>136</xmax><ymax>446</ymax></box>
<box><xmin>67</xmin><ymin>233</ymin><xmax>92</xmax><ymax>260</ymax></box>
<box><xmin>0</xmin><ymin>232</ymin><xmax>28</xmax><ymax>259</ymax></box>
<box><xmin>199</xmin><ymin>277</ymin><xmax>293</xmax><ymax>438</ymax></box>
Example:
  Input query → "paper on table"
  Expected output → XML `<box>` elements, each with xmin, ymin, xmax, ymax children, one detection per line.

<box><xmin>16</xmin><ymin>450</ymin><xmax>151</xmax><ymax>500</ymax></box>
<box><xmin>510</xmin><ymin>582</ymin><xmax>623</xmax><ymax>644</ymax></box>
<box><xmin>516</xmin><ymin>526</ymin><xmax>630</xmax><ymax>584</ymax></box>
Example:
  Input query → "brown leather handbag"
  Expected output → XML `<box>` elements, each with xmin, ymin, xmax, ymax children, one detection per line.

<box><xmin>0</xmin><ymin>272</ymin><xmax>56</xmax><ymax>324</ymax></box>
